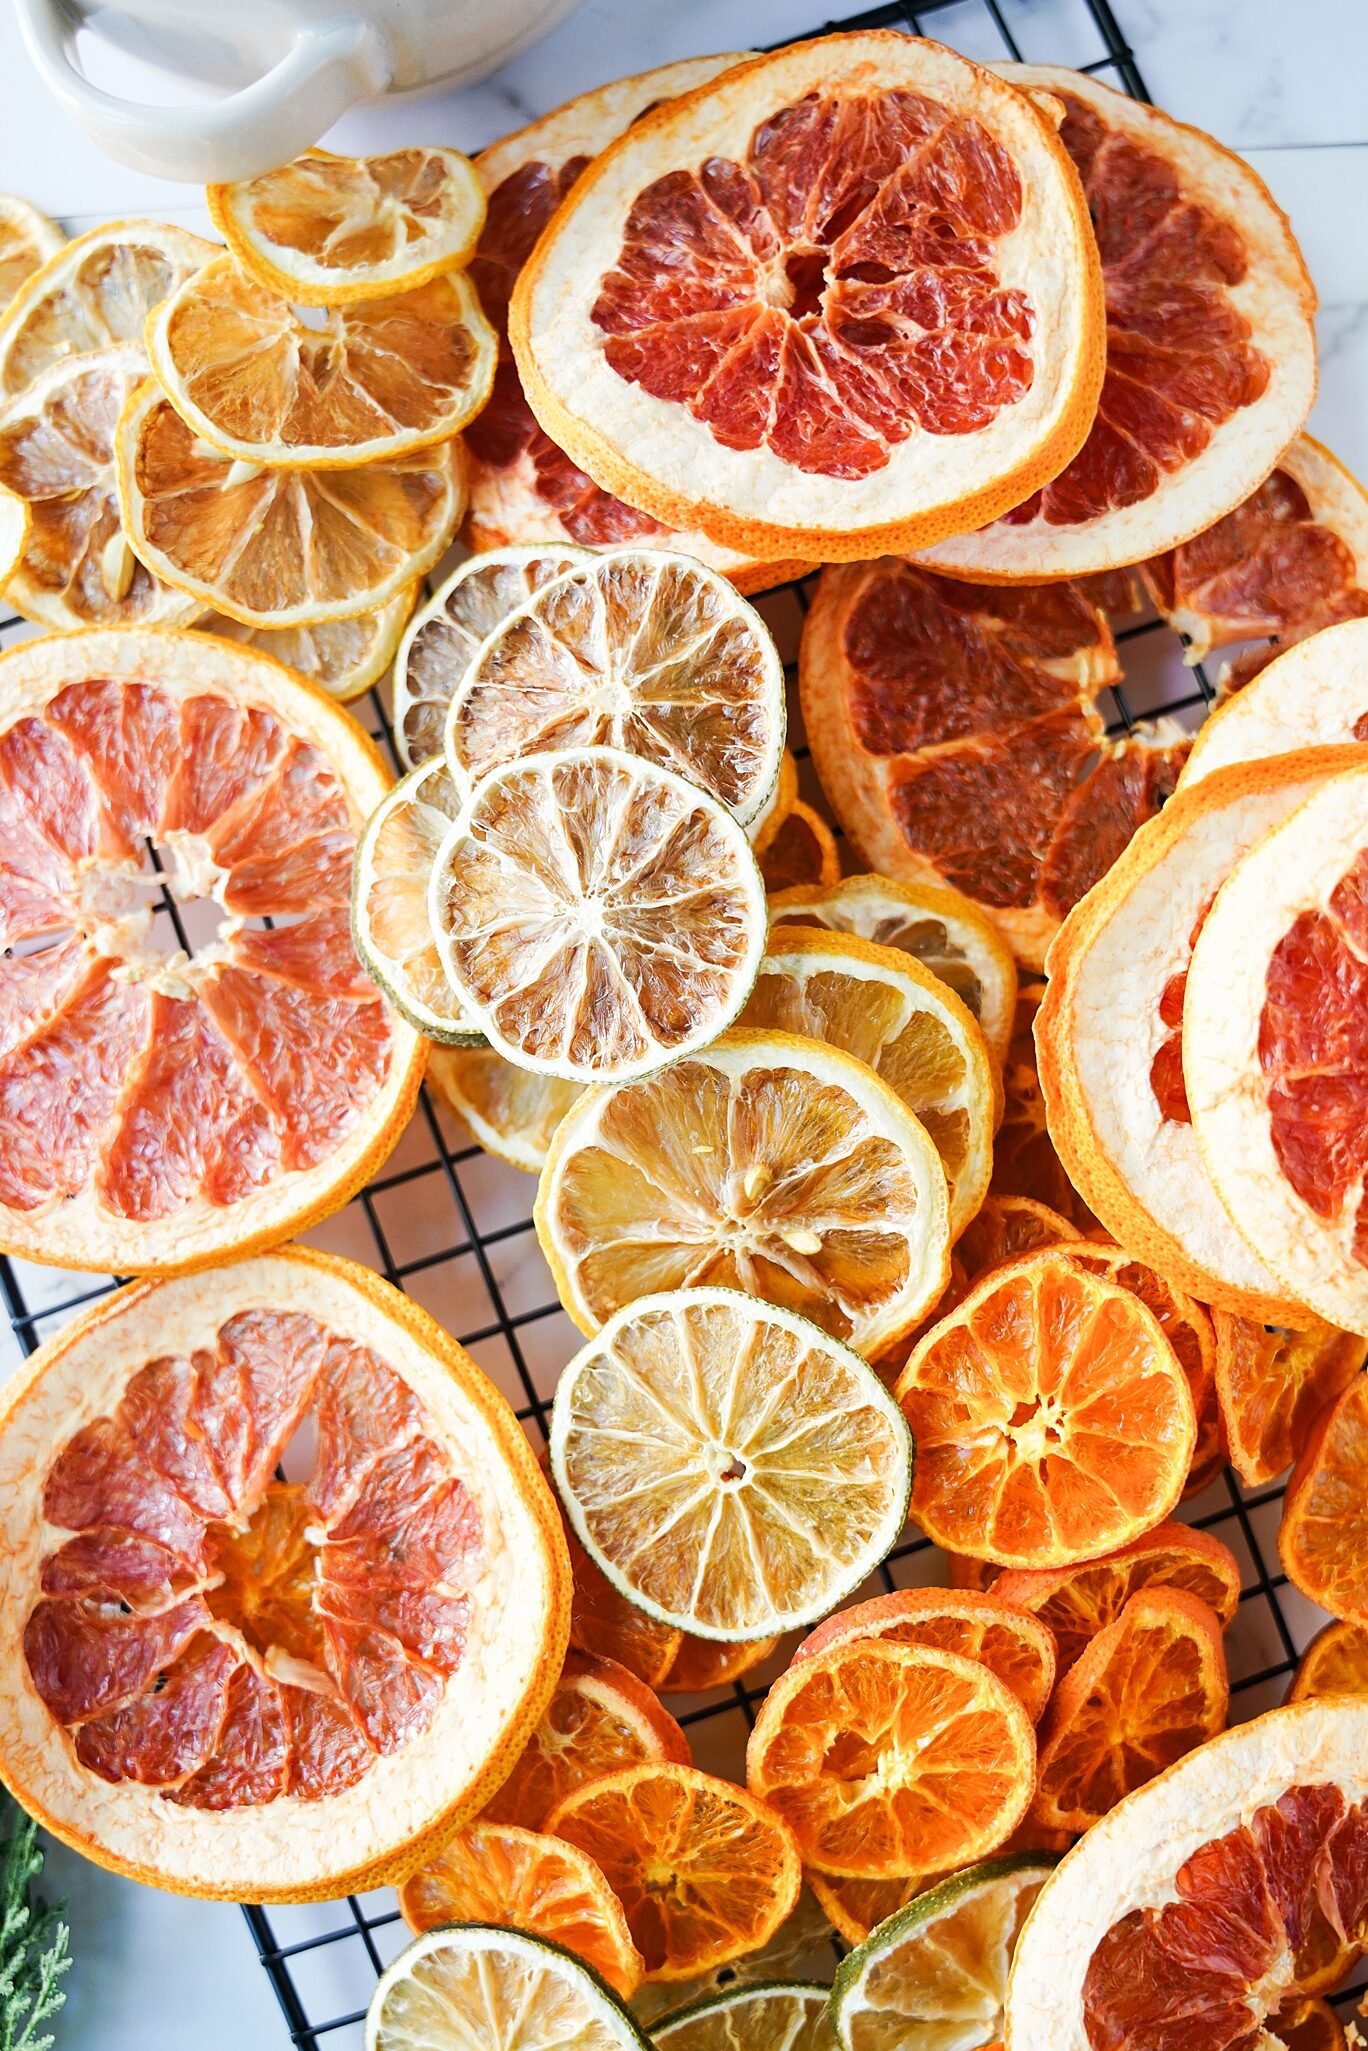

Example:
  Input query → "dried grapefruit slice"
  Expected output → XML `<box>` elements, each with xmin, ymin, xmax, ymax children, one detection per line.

<box><xmin>208</xmin><ymin>146</ymin><xmax>486</xmax><ymax>304</ymax></box>
<box><xmin>367</xmin><ymin>1925</ymin><xmax>650</xmax><ymax>2051</ymax></box>
<box><xmin>921</xmin><ymin>69</ymin><xmax>1316</xmax><ymax>581</ymax></box>
<box><xmin>1213</xmin><ymin>1310</ymin><xmax>1366</xmax><ymax>1487</ymax></box>
<box><xmin>352</xmin><ymin>758</ymin><xmax>480</xmax><ymax>1043</ymax></box>
<box><xmin>0</xmin><ymin>219</ymin><xmax>215</xmax><ymax>398</ymax></box>
<box><xmin>746</xmin><ymin>1638</ymin><xmax>1035</xmax><ymax>1879</ymax></box>
<box><xmin>1289</xmin><ymin>1621</ymin><xmax>1368</xmax><ymax>1705</ymax></box>
<box><xmin>799</xmin><ymin>556</ymin><xmax>1187</xmax><ymax>968</ymax></box>
<box><xmin>398</xmin><ymin>1820</ymin><xmax>645</xmax><ymax>1997</ymax></box>
<box><xmin>550</xmin><ymin>1288</ymin><xmax>913</xmax><ymax>1640</ymax></box>
<box><xmin>148</xmin><ymin>256</ymin><xmax>496</xmax><ymax>468</ymax></box>
<box><xmin>1031</xmin><ymin>1587</ymin><xmax>1229</xmax><ymax>1833</ymax></box>
<box><xmin>1181</xmin><ymin>616</ymin><xmax>1368</xmax><ymax>792</ymax></box>
<box><xmin>546</xmin><ymin>1762</ymin><xmax>801</xmax><ymax>1982</ymax></box>
<box><xmin>482</xmin><ymin>1650</ymin><xmax>689</xmax><ymax>1831</ymax></box>
<box><xmin>1037</xmin><ymin>750</ymin><xmax>1368</xmax><ymax>1320</ymax></box>
<box><xmin>115</xmin><ymin>381</ymin><xmax>466</xmax><ymax>628</ymax></box>
<box><xmin>0</xmin><ymin>1247</ymin><xmax>570</xmax><ymax>1899</ymax></box>
<box><xmin>1281</xmin><ymin>1375</ymin><xmax>1368</xmax><ymax>1624</ymax></box>
<box><xmin>1004</xmin><ymin>1699</ymin><xmax>1368</xmax><ymax>2051</ymax></box>
<box><xmin>760</xmin><ymin>803</ymin><xmax>840</xmax><ymax>893</ymax></box>
<box><xmin>204</xmin><ymin>590</ymin><xmax>417</xmax><ymax>703</ymax></box>
<box><xmin>427</xmin><ymin>1043</ymin><xmax>580</xmax><ymax>1175</ymax></box>
<box><xmin>0</xmin><ymin>194</ymin><xmax>62</xmax><ymax>319</ymax></box>
<box><xmin>0</xmin><ymin>627</ymin><xmax>423</xmax><ymax>1274</ymax></box>
<box><xmin>430</xmin><ymin>747</ymin><xmax>767</xmax><ymax>1082</ymax></box>
<box><xmin>793</xmin><ymin>1588</ymin><xmax>1057</xmax><ymax>1724</ymax></box>
<box><xmin>535</xmin><ymin>1029</ymin><xmax>952</xmax><ymax>1357</ymax></box>
<box><xmin>1183</xmin><ymin>759</ymin><xmax>1368</xmax><ymax>1332</ymax></box>
<box><xmin>512</xmin><ymin>32</ymin><xmax>1103</xmax><ymax>565</ymax></box>
<box><xmin>956</xmin><ymin>1194</ymin><xmax>1074</xmax><ymax>1278</ymax></box>
<box><xmin>653</xmin><ymin>1982</ymin><xmax>835</xmax><ymax>2050</ymax></box>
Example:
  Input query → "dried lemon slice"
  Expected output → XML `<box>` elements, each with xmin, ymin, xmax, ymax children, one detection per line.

<box><xmin>0</xmin><ymin>194</ymin><xmax>63</xmax><ymax>319</ymax></box>
<box><xmin>353</xmin><ymin>759</ymin><xmax>481</xmax><ymax>1043</ymax></box>
<box><xmin>202</xmin><ymin>589</ymin><xmax>416</xmax><ymax>703</ymax></box>
<box><xmin>0</xmin><ymin>219</ymin><xmax>215</xmax><ymax>397</ymax></box>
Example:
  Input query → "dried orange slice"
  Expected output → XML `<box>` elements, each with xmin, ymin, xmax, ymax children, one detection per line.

<box><xmin>737</xmin><ymin>926</ymin><xmax>995</xmax><ymax>1236</ymax></box>
<box><xmin>368</xmin><ymin>1926</ymin><xmax>650</xmax><ymax>2051</ymax></box>
<box><xmin>398</xmin><ymin>1819</ymin><xmax>644</xmax><ymax>1998</ymax></box>
<box><xmin>1038</xmin><ymin>751</ymin><xmax>1365</xmax><ymax>1320</ymax></box>
<box><xmin>652</xmin><ymin>1982</ymin><xmax>835</xmax><ymax>2050</ymax></box>
<box><xmin>0</xmin><ymin>627</ymin><xmax>422</xmax><ymax>1275</ymax></box>
<box><xmin>1185</xmin><ymin>759</ymin><xmax>1368</xmax><ymax>1332</ymax></box>
<box><xmin>760</xmin><ymin>803</ymin><xmax>840</xmax><ymax>893</ymax></box>
<box><xmin>746</xmin><ymin>1638</ymin><xmax>1035</xmax><ymax>1879</ymax></box>
<box><xmin>352</xmin><ymin>758</ymin><xmax>478</xmax><ymax>1043</ymax></box>
<box><xmin>0</xmin><ymin>219</ymin><xmax>215</xmax><ymax>398</ymax></box>
<box><xmin>894</xmin><ymin>1251</ymin><xmax>1195</xmax><ymax>1569</ymax></box>
<box><xmin>1182</xmin><ymin>614</ymin><xmax>1368</xmax><ymax>793</ymax></box>
<box><xmin>658</xmin><ymin>1634</ymin><xmax>779</xmax><ymax>1697</ymax></box>
<box><xmin>208</xmin><ymin>146</ymin><xmax>486</xmax><ymax>304</ymax></box>
<box><xmin>793</xmin><ymin>1588</ymin><xmax>1056</xmax><ymax>1723</ymax></box>
<box><xmin>1214</xmin><ymin>1311</ymin><xmax>1366</xmax><ymax>1487</ymax></box>
<box><xmin>800</xmin><ymin>557</ymin><xmax>1188</xmax><ymax>968</ymax></box>
<box><xmin>483</xmin><ymin>1649</ymin><xmax>689</xmax><ymax>1831</ymax></box>
<box><xmin>768</xmin><ymin>873</ymin><xmax>1017</xmax><ymax>1065</ymax></box>
<box><xmin>990</xmin><ymin>985</ymin><xmax>1095</xmax><ymax>1229</ymax></box>
<box><xmin>546</xmin><ymin>1763</ymin><xmax>800</xmax><ymax>1982</ymax></box>
<box><xmin>558</xmin><ymin>1496</ymin><xmax>683</xmax><ymax>1689</ymax></box>
<box><xmin>749</xmin><ymin>746</ymin><xmax>798</xmax><ymax>858</ymax></box>
<box><xmin>535</xmin><ymin>1029</ymin><xmax>952</xmax><ymax>1357</ymax></box>
<box><xmin>1281</xmin><ymin>1375</ymin><xmax>1368</xmax><ymax>1623</ymax></box>
<box><xmin>0</xmin><ymin>345</ymin><xmax>197</xmax><ymax>630</ymax></box>
<box><xmin>513</xmin><ymin>32</ymin><xmax>1103</xmax><ymax>565</ymax></box>
<box><xmin>149</xmin><ymin>255</ymin><xmax>496</xmax><ymax>469</ymax></box>
<box><xmin>204</xmin><ymin>590</ymin><xmax>416</xmax><ymax>703</ymax></box>
<box><xmin>992</xmin><ymin>1522</ymin><xmax>1243</xmax><ymax>1675</ymax></box>
<box><xmin>115</xmin><ymin>381</ymin><xmax>466</xmax><ymax>629</ymax></box>
<box><xmin>921</xmin><ymin>71</ymin><xmax>1316</xmax><ymax>582</ymax></box>
<box><xmin>956</xmin><ymin>1194</ymin><xmax>1074</xmax><ymax>1279</ymax></box>
<box><xmin>1031</xmin><ymin>1588</ymin><xmax>1229</xmax><ymax>1834</ymax></box>
<box><xmin>0</xmin><ymin>194</ymin><xmax>62</xmax><ymax>319</ymax></box>
<box><xmin>1289</xmin><ymin>1621</ymin><xmax>1368</xmax><ymax>1705</ymax></box>
<box><xmin>0</xmin><ymin>1247</ymin><xmax>570</xmax><ymax>1899</ymax></box>
<box><xmin>808</xmin><ymin>1824</ymin><xmax>1070</xmax><ymax>1949</ymax></box>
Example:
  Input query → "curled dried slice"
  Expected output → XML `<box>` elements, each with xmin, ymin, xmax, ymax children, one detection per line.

<box><xmin>794</xmin><ymin>1587</ymin><xmax>1057</xmax><ymax>1723</ymax></box>
<box><xmin>481</xmin><ymin>1650</ymin><xmax>689</xmax><ymax>1832</ymax></box>
<box><xmin>0</xmin><ymin>194</ymin><xmax>62</xmax><ymax>319</ymax></box>
<box><xmin>427</xmin><ymin>1043</ymin><xmax>580</xmax><ymax>1174</ymax></box>
<box><xmin>0</xmin><ymin>219</ymin><xmax>215</xmax><ymax>398</ymax></box>
<box><xmin>367</xmin><ymin>1926</ymin><xmax>650</xmax><ymax>2051</ymax></box>
<box><xmin>760</xmin><ymin>802</ymin><xmax>840</xmax><ymax>893</ymax></box>
<box><xmin>203</xmin><ymin>590</ymin><xmax>416</xmax><ymax>703</ymax></box>
<box><xmin>1281</xmin><ymin>1375</ymin><xmax>1368</xmax><ymax>1624</ymax></box>
<box><xmin>1214</xmin><ymin>1310</ymin><xmax>1366</xmax><ymax>1487</ymax></box>
<box><xmin>1182</xmin><ymin>613</ymin><xmax>1368</xmax><ymax>792</ymax></box>
<box><xmin>352</xmin><ymin>759</ymin><xmax>480</xmax><ymax>1043</ymax></box>
<box><xmin>1289</xmin><ymin>1620</ymin><xmax>1368</xmax><ymax>1705</ymax></box>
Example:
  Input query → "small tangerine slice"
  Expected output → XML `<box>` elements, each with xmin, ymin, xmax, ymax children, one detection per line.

<box><xmin>792</xmin><ymin>1587</ymin><xmax>1056</xmax><ymax>1723</ymax></box>
<box><xmin>992</xmin><ymin>1521</ymin><xmax>1242</xmax><ymax>1674</ymax></box>
<box><xmin>398</xmin><ymin>1818</ymin><xmax>645</xmax><ymax>1998</ymax></box>
<box><xmin>551</xmin><ymin>1478</ymin><xmax>683</xmax><ymax>1689</ymax></box>
<box><xmin>545</xmin><ymin>1762</ymin><xmax>800</xmax><ymax>1983</ymax></box>
<box><xmin>1281</xmin><ymin>1375</ymin><xmax>1368</xmax><ymax>1623</ymax></box>
<box><xmin>745</xmin><ymin>1639</ymin><xmax>1035</xmax><ymax>1880</ymax></box>
<box><xmin>659</xmin><ymin>1635</ymin><xmax>780</xmax><ymax>1696</ymax></box>
<box><xmin>760</xmin><ymin>802</ymin><xmax>841</xmax><ymax>893</ymax></box>
<box><xmin>482</xmin><ymin>1649</ymin><xmax>689</xmax><ymax>1831</ymax></box>
<box><xmin>955</xmin><ymin>1194</ymin><xmax>1074</xmax><ymax>1279</ymax></box>
<box><xmin>1031</xmin><ymin>1587</ymin><xmax>1229</xmax><ymax>1833</ymax></box>
<box><xmin>1289</xmin><ymin>1620</ymin><xmax>1368</xmax><ymax>1705</ymax></box>
<box><xmin>1214</xmin><ymin>1311</ymin><xmax>1367</xmax><ymax>1488</ymax></box>
<box><xmin>893</xmin><ymin>1250</ymin><xmax>1196</xmax><ymax>1569</ymax></box>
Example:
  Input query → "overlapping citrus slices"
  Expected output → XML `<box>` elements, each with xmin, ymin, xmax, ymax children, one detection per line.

<box><xmin>368</xmin><ymin>1927</ymin><xmax>651</xmax><ymax>2051</ymax></box>
<box><xmin>794</xmin><ymin>1588</ymin><xmax>1056</xmax><ymax>1724</ymax></box>
<box><xmin>989</xmin><ymin>985</ymin><xmax>1096</xmax><ymax>1230</ymax></box>
<box><xmin>481</xmin><ymin>1650</ymin><xmax>689</xmax><ymax>1831</ymax></box>
<box><xmin>992</xmin><ymin>1521</ymin><xmax>1243</xmax><ymax>1674</ymax></box>
<box><xmin>1181</xmin><ymin>614</ymin><xmax>1368</xmax><ymax>789</ymax></box>
<box><xmin>0</xmin><ymin>220</ymin><xmax>215</xmax><ymax>397</ymax></box>
<box><xmin>1214</xmin><ymin>1311</ymin><xmax>1366</xmax><ymax>1488</ymax></box>
<box><xmin>0</xmin><ymin>193</ymin><xmax>62</xmax><ymax>319</ymax></box>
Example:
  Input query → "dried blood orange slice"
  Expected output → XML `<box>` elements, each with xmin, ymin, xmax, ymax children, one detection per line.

<box><xmin>922</xmin><ymin>69</ymin><xmax>1316</xmax><ymax>581</ymax></box>
<box><xmin>991</xmin><ymin>985</ymin><xmax>1096</xmax><ymax>1230</ymax></box>
<box><xmin>1005</xmin><ymin>1699</ymin><xmax>1368</xmax><ymax>2051</ymax></box>
<box><xmin>1281</xmin><ymin>1375</ymin><xmax>1368</xmax><ymax>1624</ymax></box>
<box><xmin>0</xmin><ymin>628</ymin><xmax>423</xmax><ymax>1274</ymax></box>
<box><xmin>0</xmin><ymin>194</ymin><xmax>62</xmax><ymax>320</ymax></box>
<box><xmin>512</xmin><ymin>32</ymin><xmax>1104</xmax><ymax>565</ymax></box>
<box><xmin>483</xmin><ymin>1650</ymin><xmax>688</xmax><ymax>1831</ymax></box>
<box><xmin>799</xmin><ymin>556</ymin><xmax>1187</xmax><ymax>968</ymax></box>
<box><xmin>792</xmin><ymin>1588</ymin><xmax>1057</xmax><ymax>1723</ymax></box>
<box><xmin>1181</xmin><ymin>616</ymin><xmax>1368</xmax><ymax>792</ymax></box>
<box><xmin>992</xmin><ymin>1521</ymin><xmax>1242</xmax><ymax>1676</ymax></box>
<box><xmin>760</xmin><ymin>802</ymin><xmax>840</xmax><ymax>893</ymax></box>
<box><xmin>1289</xmin><ymin>1620</ymin><xmax>1368</xmax><ymax>1706</ymax></box>
<box><xmin>0</xmin><ymin>219</ymin><xmax>216</xmax><ymax>398</ymax></box>
<box><xmin>0</xmin><ymin>1247</ymin><xmax>570</xmax><ymax>1899</ymax></box>
<box><xmin>1037</xmin><ymin>750</ymin><xmax>1368</xmax><ymax>1320</ymax></box>
<box><xmin>1214</xmin><ymin>1311</ymin><xmax>1366</xmax><ymax>1488</ymax></box>
<box><xmin>1184</xmin><ymin>759</ymin><xmax>1368</xmax><ymax>1332</ymax></box>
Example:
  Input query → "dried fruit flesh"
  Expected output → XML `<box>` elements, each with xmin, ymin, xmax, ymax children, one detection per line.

<box><xmin>1214</xmin><ymin>1312</ymin><xmax>1366</xmax><ymax>1487</ymax></box>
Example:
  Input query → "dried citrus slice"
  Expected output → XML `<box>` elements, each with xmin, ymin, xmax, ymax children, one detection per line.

<box><xmin>992</xmin><ymin>1521</ymin><xmax>1243</xmax><ymax>1676</ymax></box>
<box><xmin>1214</xmin><ymin>1311</ymin><xmax>1367</xmax><ymax>1487</ymax></box>
<box><xmin>115</xmin><ymin>381</ymin><xmax>466</xmax><ymax>628</ymax></box>
<box><xmin>0</xmin><ymin>627</ymin><xmax>422</xmax><ymax>1274</ymax></box>
<box><xmin>921</xmin><ymin>70</ymin><xmax>1316</xmax><ymax>581</ymax></box>
<box><xmin>430</xmin><ymin>747</ymin><xmax>767</xmax><ymax>1083</ymax></box>
<box><xmin>768</xmin><ymin>875</ymin><xmax>1017</xmax><ymax>1065</ymax></box>
<box><xmin>550</xmin><ymin>1288</ymin><xmax>913</xmax><ymax>1640</ymax></box>
<box><xmin>1037</xmin><ymin>751</ymin><xmax>1366</xmax><ymax>1320</ymax></box>
<box><xmin>793</xmin><ymin>1588</ymin><xmax>1057</xmax><ymax>1723</ymax></box>
<box><xmin>398</xmin><ymin>1820</ymin><xmax>645</xmax><ymax>1998</ymax></box>
<box><xmin>1005</xmin><ymin>1699</ymin><xmax>1368</xmax><ymax>2051</ymax></box>
<box><xmin>0</xmin><ymin>219</ymin><xmax>215</xmax><ymax>398</ymax></box>
<box><xmin>1181</xmin><ymin>615</ymin><xmax>1368</xmax><ymax>792</ymax></box>
<box><xmin>149</xmin><ymin>256</ymin><xmax>497</xmax><ymax>469</ymax></box>
<box><xmin>427</xmin><ymin>1043</ymin><xmax>580</xmax><ymax>1175</ymax></box>
<box><xmin>828</xmin><ymin>1854</ymin><xmax>1053</xmax><ymax>2051</ymax></box>
<box><xmin>1281</xmin><ymin>1375</ymin><xmax>1368</xmax><ymax>1623</ymax></box>
<box><xmin>1290</xmin><ymin>1621</ymin><xmax>1368</xmax><ymax>1705</ymax></box>
<box><xmin>442</xmin><ymin>549</ymin><xmax>786</xmax><ymax>823</ymax></box>
<box><xmin>203</xmin><ymin>589</ymin><xmax>417</xmax><ymax>703</ymax></box>
<box><xmin>1031</xmin><ymin>1588</ymin><xmax>1229</xmax><ymax>1833</ymax></box>
<box><xmin>894</xmin><ymin>1250</ymin><xmax>1196</xmax><ymax>1569</ymax></box>
<box><xmin>353</xmin><ymin>758</ymin><xmax>479</xmax><ymax>1043</ymax></box>
<box><xmin>760</xmin><ymin>803</ymin><xmax>840</xmax><ymax>893</ymax></box>
<box><xmin>956</xmin><ymin>1194</ymin><xmax>1074</xmax><ymax>1279</ymax></box>
<box><xmin>1277</xmin><ymin>2002</ymin><xmax>1349</xmax><ymax>2051</ymax></box>
<box><xmin>0</xmin><ymin>345</ymin><xmax>198</xmax><ymax>629</ymax></box>
<box><xmin>209</xmin><ymin>146</ymin><xmax>486</xmax><ymax>305</ymax></box>
<box><xmin>559</xmin><ymin>1510</ymin><xmax>683</xmax><ymax>1689</ymax></box>
<box><xmin>367</xmin><ymin>1925</ymin><xmax>650</xmax><ymax>2051</ymax></box>
<box><xmin>752</xmin><ymin>749</ymin><xmax>799</xmax><ymax>858</ymax></box>
<box><xmin>394</xmin><ymin>544</ymin><xmax>585</xmax><ymax>769</ymax></box>
<box><xmin>483</xmin><ymin>1649</ymin><xmax>689</xmax><ymax>1831</ymax></box>
<box><xmin>800</xmin><ymin>557</ymin><xmax>1188</xmax><ymax>968</ymax></box>
<box><xmin>535</xmin><ymin>1029</ymin><xmax>952</xmax><ymax>1357</ymax></box>
<box><xmin>738</xmin><ymin>926</ymin><xmax>994</xmax><ymax>1237</ymax></box>
<box><xmin>0</xmin><ymin>1247</ymin><xmax>569</xmax><ymax>1899</ymax></box>
<box><xmin>747</xmin><ymin>1638</ymin><xmax>1035</xmax><ymax>1879</ymax></box>
<box><xmin>512</xmin><ymin>32</ymin><xmax>1103</xmax><ymax>565</ymax></box>
<box><xmin>658</xmin><ymin>1634</ymin><xmax>780</xmax><ymax>1696</ymax></box>
<box><xmin>990</xmin><ymin>984</ymin><xmax>1096</xmax><ymax>1231</ymax></box>
<box><xmin>0</xmin><ymin>194</ymin><xmax>62</xmax><ymax>318</ymax></box>
<box><xmin>653</xmin><ymin>1982</ymin><xmax>835</xmax><ymax>2050</ymax></box>
<box><xmin>808</xmin><ymin>1823</ymin><xmax>1071</xmax><ymax>1949</ymax></box>
<box><xmin>1184</xmin><ymin>759</ymin><xmax>1368</xmax><ymax>1331</ymax></box>
<box><xmin>0</xmin><ymin>480</ymin><xmax>28</xmax><ymax>589</ymax></box>
<box><xmin>546</xmin><ymin>1763</ymin><xmax>800</xmax><ymax>1982</ymax></box>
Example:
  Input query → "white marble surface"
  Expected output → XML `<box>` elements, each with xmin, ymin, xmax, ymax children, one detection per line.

<box><xmin>0</xmin><ymin>1</ymin><xmax>1364</xmax><ymax>2046</ymax></box>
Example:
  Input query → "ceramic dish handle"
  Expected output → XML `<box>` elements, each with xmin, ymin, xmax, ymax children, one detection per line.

<box><xmin>14</xmin><ymin>0</ymin><xmax>393</xmax><ymax>183</ymax></box>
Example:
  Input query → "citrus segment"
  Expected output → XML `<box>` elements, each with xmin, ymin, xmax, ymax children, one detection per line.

<box><xmin>659</xmin><ymin>1634</ymin><xmax>780</xmax><ymax>1696</ymax></box>
<box><xmin>550</xmin><ymin>1289</ymin><xmax>913</xmax><ymax>1641</ymax></box>
<box><xmin>149</xmin><ymin>256</ymin><xmax>497</xmax><ymax>468</ymax></box>
<box><xmin>0</xmin><ymin>219</ymin><xmax>216</xmax><ymax>398</ymax></box>
<box><xmin>990</xmin><ymin>986</ymin><xmax>1095</xmax><ymax>1231</ymax></box>
<box><xmin>653</xmin><ymin>1982</ymin><xmax>835</xmax><ymax>2050</ymax></box>
<box><xmin>747</xmin><ymin>1639</ymin><xmax>1034</xmax><ymax>1880</ymax></box>
<box><xmin>0</xmin><ymin>194</ymin><xmax>63</xmax><ymax>319</ymax></box>
<box><xmin>761</xmin><ymin>803</ymin><xmax>841</xmax><ymax>893</ymax></box>
<box><xmin>366</xmin><ymin>1925</ymin><xmax>651</xmax><ymax>2051</ymax></box>
<box><xmin>546</xmin><ymin>1763</ymin><xmax>800</xmax><ymax>1982</ymax></box>
<box><xmin>535</xmin><ymin>1029</ymin><xmax>953</xmax><ymax>1357</ymax></box>
<box><xmin>398</xmin><ymin>1820</ymin><xmax>645</xmax><ymax>1997</ymax></box>
<box><xmin>352</xmin><ymin>758</ymin><xmax>479</xmax><ymax>1043</ymax></box>
<box><xmin>1214</xmin><ymin>1311</ymin><xmax>1366</xmax><ymax>1487</ymax></box>
<box><xmin>427</xmin><ymin>1043</ymin><xmax>581</xmax><ymax>1175</ymax></box>
<box><xmin>431</xmin><ymin>747</ymin><xmax>767</xmax><ymax>1083</ymax></box>
<box><xmin>203</xmin><ymin>590</ymin><xmax>416</xmax><ymax>702</ymax></box>
<box><xmin>1290</xmin><ymin>1621</ymin><xmax>1368</xmax><ymax>1705</ymax></box>
<box><xmin>482</xmin><ymin>1650</ymin><xmax>688</xmax><ymax>1832</ymax></box>
<box><xmin>1281</xmin><ymin>1375</ymin><xmax>1368</xmax><ymax>1625</ymax></box>
<box><xmin>894</xmin><ymin>1251</ymin><xmax>1195</xmax><ymax>1568</ymax></box>
<box><xmin>1180</xmin><ymin>613</ymin><xmax>1368</xmax><ymax>793</ymax></box>
<box><xmin>956</xmin><ymin>1195</ymin><xmax>1074</xmax><ymax>1279</ymax></box>
<box><xmin>794</xmin><ymin>1588</ymin><xmax>1056</xmax><ymax>1724</ymax></box>
<box><xmin>0</xmin><ymin>1248</ymin><xmax>570</xmax><ymax>1899</ymax></box>
<box><xmin>209</xmin><ymin>146</ymin><xmax>486</xmax><ymax>304</ymax></box>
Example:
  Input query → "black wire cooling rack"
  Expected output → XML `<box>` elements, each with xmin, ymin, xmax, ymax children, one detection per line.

<box><xmin>0</xmin><ymin>0</ymin><xmax>1357</xmax><ymax>2043</ymax></box>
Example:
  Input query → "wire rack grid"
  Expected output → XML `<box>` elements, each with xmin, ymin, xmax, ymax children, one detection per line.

<box><xmin>0</xmin><ymin>0</ymin><xmax>1354</xmax><ymax>2043</ymax></box>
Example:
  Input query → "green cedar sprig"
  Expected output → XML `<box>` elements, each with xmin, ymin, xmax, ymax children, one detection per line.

<box><xmin>0</xmin><ymin>1801</ymin><xmax>69</xmax><ymax>2051</ymax></box>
